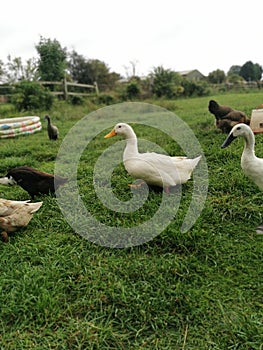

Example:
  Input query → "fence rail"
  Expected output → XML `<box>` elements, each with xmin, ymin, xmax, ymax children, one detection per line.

<box><xmin>38</xmin><ymin>79</ymin><xmax>99</xmax><ymax>99</ymax></box>
<box><xmin>0</xmin><ymin>79</ymin><xmax>99</xmax><ymax>103</ymax></box>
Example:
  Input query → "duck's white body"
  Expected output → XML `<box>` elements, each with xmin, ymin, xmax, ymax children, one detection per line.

<box><xmin>105</xmin><ymin>123</ymin><xmax>201</xmax><ymax>191</ymax></box>
<box><xmin>0</xmin><ymin>199</ymin><xmax>42</xmax><ymax>233</ymax></box>
<box><xmin>222</xmin><ymin>123</ymin><xmax>263</xmax><ymax>190</ymax></box>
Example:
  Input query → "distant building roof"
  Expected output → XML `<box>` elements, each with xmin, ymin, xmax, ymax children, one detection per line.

<box><xmin>177</xmin><ymin>69</ymin><xmax>206</xmax><ymax>80</ymax></box>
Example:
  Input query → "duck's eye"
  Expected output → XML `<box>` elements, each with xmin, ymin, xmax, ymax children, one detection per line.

<box><xmin>118</xmin><ymin>125</ymin><xmax>122</xmax><ymax>128</ymax></box>
<box><xmin>237</xmin><ymin>127</ymin><xmax>241</xmax><ymax>130</ymax></box>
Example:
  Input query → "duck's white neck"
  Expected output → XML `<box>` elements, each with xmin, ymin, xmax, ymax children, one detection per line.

<box><xmin>242</xmin><ymin>131</ymin><xmax>256</xmax><ymax>158</ymax></box>
<box><xmin>123</xmin><ymin>129</ymin><xmax>139</xmax><ymax>160</ymax></box>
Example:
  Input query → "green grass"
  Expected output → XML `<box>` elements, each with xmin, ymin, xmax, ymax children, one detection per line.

<box><xmin>0</xmin><ymin>93</ymin><xmax>263</xmax><ymax>349</ymax></box>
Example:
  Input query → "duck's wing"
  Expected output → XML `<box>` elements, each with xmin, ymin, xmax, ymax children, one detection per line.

<box><xmin>0</xmin><ymin>199</ymin><xmax>30</xmax><ymax>216</ymax></box>
<box><xmin>48</xmin><ymin>125</ymin><xmax>59</xmax><ymax>139</ymax></box>
<box><xmin>0</xmin><ymin>202</ymin><xmax>10</xmax><ymax>216</ymax></box>
<box><xmin>124</xmin><ymin>152</ymin><xmax>201</xmax><ymax>186</ymax></box>
<box><xmin>24</xmin><ymin>201</ymin><xmax>43</xmax><ymax>213</ymax></box>
<box><xmin>123</xmin><ymin>152</ymin><xmax>174</xmax><ymax>184</ymax></box>
<box><xmin>0</xmin><ymin>201</ymin><xmax>42</xmax><ymax>232</ymax></box>
<box><xmin>241</xmin><ymin>155</ymin><xmax>263</xmax><ymax>190</ymax></box>
<box><xmin>170</xmin><ymin>155</ymin><xmax>202</xmax><ymax>182</ymax></box>
<box><xmin>138</xmin><ymin>152</ymin><xmax>201</xmax><ymax>170</ymax></box>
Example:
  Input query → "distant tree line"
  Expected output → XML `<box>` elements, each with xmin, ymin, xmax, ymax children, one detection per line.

<box><xmin>0</xmin><ymin>36</ymin><xmax>121</xmax><ymax>90</ymax></box>
<box><xmin>207</xmin><ymin>62</ymin><xmax>262</xmax><ymax>84</ymax></box>
<box><xmin>1</xmin><ymin>36</ymin><xmax>262</xmax><ymax>86</ymax></box>
<box><xmin>0</xmin><ymin>36</ymin><xmax>262</xmax><ymax>110</ymax></box>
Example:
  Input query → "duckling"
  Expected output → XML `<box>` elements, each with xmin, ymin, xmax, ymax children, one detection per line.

<box><xmin>221</xmin><ymin>123</ymin><xmax>263</xmax><ymax>233</ymax></box>
<box><xmin>0</xmin><ymin>166</ymin><xmax>68</xmax><ymax>199</ymax></box>
<box><xmin>104</xmin><ymin>123</ymin><xmax>201</xmax><ymax>193</ymax></box>
<box><xmin>0</xmin><ymin>199</ymin><xmax>42</xmax><ymax>242</ymax></box>
<box><xmin>44</xmin><ymin>115</ymin><xmax>59</xmax><ymax>140</ymax></box>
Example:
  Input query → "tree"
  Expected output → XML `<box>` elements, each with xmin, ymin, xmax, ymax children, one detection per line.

<box><xmin>126</xmin><ymin>80</ymin><xmax>141</xmax><ymax>99</ymax></box>
<box><xmin>181</xmin><ymin>79</ymin><xmax>209</xmax><ymax>97</ymax></box>
<box><xmin>150</xmin><ymin>66</ymin><xmax>182</xmax><ymax>98</ymax></box>
<box><xmin>87</xmin><ymin>59</ymin><xmax>110</xmax><ymax>85</ymax></box>
<box><xmin>11</xmin><ymin>81</ymin><xmax>54</xmax><ymax>111</ymax></box>
<box><xmin>254</xmin><ymin>63</ymin><xmax>263</xmax><ymax>81</ymax></box>
<box><xmin>0</xmin><ymin>59</ymin><xmax>5</xmax><ymax>82</ymax></box>
<box><xmin>35</xmin><ymin>36</ymin><xmax>67</xmax><ymax>81</ymax></box>
<box><xmin>68</xmin><ymin>51</ymin><xmax>120</xmax><ymax>90</ymax></box>
<box><xmin>68</xmin><ymin>51</ymin><xmax>90</xmax><ymax>83</ymax></box>
<box><xmin>227</xmin><ymin>74</ymin><xmax>244</xmax><ymax>84</ymax></box>
<box><xmin>123</xmin><ymin>60</ymin><xmax>139</xmax><ymax>78</ymax></box>
<box><xmin>207</xmin><ymin>69</ymin><xmax>226</xmax><ymax>84</ymax></box>
<box><xmin>6</xmin><ymin>56</ymin><xmax>27</xmax><ymax>83</ymax></box>
<box><xmin>227</xmin><ymin>65</ymin><xmax>241</xmax><ymax>76</ymax></box>
<box><xmin>239</xmin><ymin>61</ymin><xmax>262</xmax><ymax>81</ymax></box>
<box><xmin>23</xmin><ymin>58</ymin><xmax>39</xmax><ymax>81</ymax></box>
<box><xmin>0</xmin><ymin>55</ymin><xmax>38</xmax><ymax>83</ymax></box>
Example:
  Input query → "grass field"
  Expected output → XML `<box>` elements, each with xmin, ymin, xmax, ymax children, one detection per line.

<box><xmin>0</xmin><ymin>92</ymin><xmax>262</xmax><ymax>349</ymax></box>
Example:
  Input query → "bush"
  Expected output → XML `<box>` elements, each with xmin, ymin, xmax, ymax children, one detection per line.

<box><xmin>150</xmin><ymin>66</ymin><xmax>183</xmax><ymax>98</ymax></box>
<box><xmin>181</xmin><ymin>79</ymin><xmax>210</xmax><ymax>97</ymax></box>
<box><xmin>126</xmin><ymin>81</ymin><xmax>141</xmax><ymax>99</ymax></box>
<box><xmin>69</xmin><ymin>95</ymin><xmax>84</xmax><ymax>105</ymax></box>
<box><xmin>96</xmin><ymin>94</ymin><xmax>116</xmax><ymax>105</ymax></box>
<box><xmin>11</xmin><ymin>81</ymin><xmax>54</xmax><ymax>111</ymax></box>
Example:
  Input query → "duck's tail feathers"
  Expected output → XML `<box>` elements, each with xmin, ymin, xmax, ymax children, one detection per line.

<box><xmin>191</xmin><ymin>155</ymin><xmax>202</xmax><ymax>169</ymax></box>
<box><xmin>27</xmin><ymin>202</ymin><xmax>43</xmax><ymax>213</ymax></box>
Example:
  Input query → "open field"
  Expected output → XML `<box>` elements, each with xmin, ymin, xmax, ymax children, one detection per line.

<box><xmin>0</xmin><ymin>92</ymin><xmax>262</xmax><ymax>349</ymax></box>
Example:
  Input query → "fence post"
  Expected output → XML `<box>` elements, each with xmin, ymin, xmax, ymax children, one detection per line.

<box><xmin>94</xmin><ymin>81</ymin><xmax>99</xmax><ymax>95</ymax></box>
<box><xmin>63</xmin><ymin>77</ymin><xmax>68</xmax><ymax>100</ymax></box>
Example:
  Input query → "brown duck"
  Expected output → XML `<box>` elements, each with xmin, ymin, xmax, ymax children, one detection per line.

<box><xmin>0</xmin><ymin>166</ymin><xmax>68</xmax><ymax>199</ymax></box>
<box><xmin>208</xmin><ymin>99</ymin><xmax>250</xmax><ymax>133</ymax></box>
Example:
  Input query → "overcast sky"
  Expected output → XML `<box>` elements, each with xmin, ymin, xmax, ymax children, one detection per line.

<box><xmin>1</xmin><ymin>0</ymin><xmax>262</xmax><ymax>77</ymax></box>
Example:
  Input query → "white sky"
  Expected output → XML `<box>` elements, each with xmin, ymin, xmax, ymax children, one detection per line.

<box><xmin>1</xmin><ymin>0</ymin><xmax>262</xmax><ymax>77</ymax></box>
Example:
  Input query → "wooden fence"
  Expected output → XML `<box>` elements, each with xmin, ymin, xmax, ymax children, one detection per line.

<box><xmin>0</xmin><ymin>79</ymin><xmax>99</xmax><ymax>103</ymax></box>
<box><xmin>38</xmin><ymin>79</ymin><xmax>99</xmax><ymax>99</ymax></box>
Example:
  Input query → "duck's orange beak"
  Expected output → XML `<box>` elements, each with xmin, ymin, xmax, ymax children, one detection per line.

<box><xmin>104</xmin><ymin>129</ymin><xmax>117</xmax><ymax>138</ymax></box>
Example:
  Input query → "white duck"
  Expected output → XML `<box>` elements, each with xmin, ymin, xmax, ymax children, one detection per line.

<box><xmin>104</xmin><ymin>123</ymin><xmax>201</xmax><ymax>193</ymax></box>
<box><xmin>0</xmin><ymin>199</ymin><xmax>42</xmax><ymax>242</ymax></box>
<box><xmin>221</xmin><ymin>123</ymin><xmax>263</xmax><ymax>233</ymax></box>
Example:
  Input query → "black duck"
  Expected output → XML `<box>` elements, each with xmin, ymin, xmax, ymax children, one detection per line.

<box><xmin>44</xmin><ymin>115</ymin><xmax>59</xmax><ymax>140</ymax></box>
<box><xmin>0</xmin><ymin>166</ymin><xmax>68</xmax><ymax>199</ymax></box>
